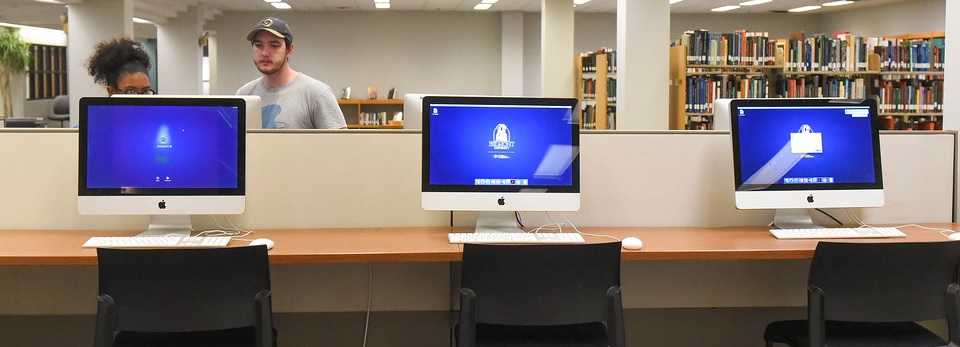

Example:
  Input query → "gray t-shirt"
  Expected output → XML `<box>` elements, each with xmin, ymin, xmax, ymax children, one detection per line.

<box><xmin>236</xmin><ymin>73</ymin><xmax>347</xmax><ymax>129</ymax></box>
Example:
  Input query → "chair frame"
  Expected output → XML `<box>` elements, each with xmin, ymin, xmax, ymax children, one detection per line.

<box><xmin>94</xmin><ymin>246</ymin><xmax>274</xmax><ymax>347</ymax></box>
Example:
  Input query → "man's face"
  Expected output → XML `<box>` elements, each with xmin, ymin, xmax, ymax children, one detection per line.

<box><xmin>251</xmin><ymin>31</ymin><xmax>292</xmax><ymax>75</ymax></box>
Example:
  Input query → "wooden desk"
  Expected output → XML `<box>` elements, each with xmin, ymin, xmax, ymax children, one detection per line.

<box><xmin>0</xmin><ymin>225</ymin><xmax>953</xmax><ymax>266</ymax></box>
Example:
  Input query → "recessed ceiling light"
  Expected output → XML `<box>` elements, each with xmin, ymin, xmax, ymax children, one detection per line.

<box><xmin>375</xmin><ymin>2</ymin><xmax>390</xmax><ymax>8</ymax></box>
<box><xmin>132</xmin><ymin>17</ymin><xmax>155</xmax><ymax>25</ymax></box>
<box><xmin>474</xmin><ymin>3</ymin><xmax>492</xmax><ymax>10</ymax></box>
<box><xmin>271</xmin><ymin>2</ymin><xmax>291</xmax><ymax>9</ymax></box>
<box><xmin>669</xmin><ymin>0</ymin><xmax>684</xmax><ymax>4</ymax></box>
<box><xmin>574</xmin><ymin>0</ymin><xmax>592</xmax><ymax>4</ymax></box>
<box><xmin>739</xmin><ymin>0</ymin><xmax>772</xmax><ymax>5</ymax></box>
<box><xmin>788</xmin><ymin>5</ymin><xmax>820</xmax><ymax>12</ymax></box>
<box><xmin>711</xmin><ymin>5</ymin><xmax>740</xmax><ymax>11</ymax></box>
<box><xmin>823</xmin><ymin>0</ymin><xmax>854</xmax><ymax>6</ymax></box>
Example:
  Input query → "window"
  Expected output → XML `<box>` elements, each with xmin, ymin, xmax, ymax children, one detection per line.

<box><xmin>28</xmin><ymin>44</ymin><xmax>67</xmax><ymax>100</ymax></box>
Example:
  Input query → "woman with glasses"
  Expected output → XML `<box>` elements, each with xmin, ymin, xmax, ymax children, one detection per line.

<box><xmin>86</xmin><ymin>37</ymin><xmax>155</xmax><ymax>96</ymax></box>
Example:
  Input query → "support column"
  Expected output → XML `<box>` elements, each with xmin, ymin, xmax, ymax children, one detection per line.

<box><xmin>944</xmin><ymin>1</ymin><xmax>959</xmax><ymax>222</ymax></box>
<box><xmin>501</xmin><ymin>12</ymin><xmax>524</xmax><ymax>96</ymax></box>
<box><xmin>67</xmin><ymin>0</ymin><xmax>133</xmax><ymax>126</ymax></box>
<box><xmin>157</xmin><ymin>5</ymin><xmax>203</xmax><ymax>94</ymax></box>
<box><xmin>617</xmin><ymin>0</ymin><xmax>669</xmax><ymax>130</ymax></box>
<box><xmin>540</xmin><ymin>0</ymin><xmax>574</xmax><ymax>98</ymax></box>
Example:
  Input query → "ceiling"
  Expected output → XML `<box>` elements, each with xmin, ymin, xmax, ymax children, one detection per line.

<box><xmin>0</xmin><ymin>0</ymin><xmax>908</xmax><ymax>30</ymax></box>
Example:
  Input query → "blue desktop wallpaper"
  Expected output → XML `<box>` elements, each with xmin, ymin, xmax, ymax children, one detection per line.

<box><xmin>735</xmin><ymin>106</ymin><xmax>878</xmax><ymax>186</ymax></box>
<box><xmin>85</xmin><ymin>105</ymin><xmax>240</xmax><ymax>189</ymax></box>
<box><xmin>428</xmin><ymin>104</ymin><xmax>575</xmax><ymax>186</ymax></box>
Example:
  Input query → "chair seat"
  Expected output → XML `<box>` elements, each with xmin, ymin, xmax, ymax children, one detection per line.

<box><xmin>764</xmin><ymin>320</ymin><xmax>946</xmax><ymax>347</ymax></box>
<box><xmin>48</xmin><ymin>114</ymin><xmax>69</xmax><ymax>121</ymax></box>
<box><xmin>472</xmin><ymin>322</ymin><xmax>609</xmax><ymax>347</ymax></box>
<box><xmin>113</xmin><ymin>327</ymin><xmax>276</xmax><ymax>347</ymax></box>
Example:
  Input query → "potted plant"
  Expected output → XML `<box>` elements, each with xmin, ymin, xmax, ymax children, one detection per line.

<box><xmin>0</xmin><ymin>27</ymin><xmax>32</xmax><ymax>122</ymax></box>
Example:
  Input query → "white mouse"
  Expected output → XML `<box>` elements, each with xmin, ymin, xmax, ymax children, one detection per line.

<box><xmin>948</xmin><ymin>233</ymin><xmax>960</xmax><ymax>241</ymax></box>
<box><xmin>249</xmin><ymin>238</ymin><xmax>275</xmax><ymax>250</ymax></box>
<box><xmin>621</xmin><ymin>237</ymin><xmax>643</xmax><ymax>250</ymax></box>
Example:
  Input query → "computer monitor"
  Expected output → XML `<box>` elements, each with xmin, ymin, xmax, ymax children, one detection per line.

<box><xmin>421</xmin><ymin>96</ymin><xmax>580</xmax><ymax>233</ymax></box>
<box><xmin>728</xmin><ymin>98</ymin><xmax>884</xmax><ymax>229</ymax></box>
<box><xmin>78</xmin><ymin>96</ymin><xmax>250</xmax><ymax>236</ymax></box>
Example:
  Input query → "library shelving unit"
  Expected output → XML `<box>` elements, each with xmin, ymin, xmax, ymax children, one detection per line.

<box><xmin>337</xmin><ymin>99</ymin><xmax>404</xmax><ymax>129</ymax></box>
<box><xmin>669</xmin><ymin>30</ymin><xmax>945</xmax><ymax>131</ymax></box>
<box><xmin>669</xmin><ymin>30</ymin><xmax>780</xmax><ymax>130</ymax></box>
<box><xmin>575</xmin><ymin>49</ymin><xmax>617</xmax><ymax>130</ymax></box>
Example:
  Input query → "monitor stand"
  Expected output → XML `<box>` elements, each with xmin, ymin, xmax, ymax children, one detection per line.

<box><xmin>771</xmin><ymin>209</ymin><xmax>823</xmax><ymax>230</ymax></box>
<box><xmin>137</xmin><ymin>215</ymin><xmax>194</xmax><ymax>237</ymax></box>
<box><xmin>474</xmin><ymin>211</ymin><xmax>524</xmax><ymax>233</ymax></box>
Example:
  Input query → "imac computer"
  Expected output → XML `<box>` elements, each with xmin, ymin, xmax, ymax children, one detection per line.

<box><xmin>421</xmin><ymin>96</ymin><xmax>580</xmax><ymax>233</ymax></box>
<box><xmin>728</xmin><ymin>98</ymin><xmax>884</xmax><ymax>229</ymax></box>
<box><xmin>78</xmin><ymin>96</ymin><xmax>250</xmax><ymax>236</ymax></box>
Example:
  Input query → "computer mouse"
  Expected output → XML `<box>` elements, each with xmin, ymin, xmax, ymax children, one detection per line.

<box><xmin>947</xmin><ymin>233</ymin><xmax>960</xmax><ymax>241</ymax></box>
<box><xmin>622</xmin><ymin>237</ymin><xmax>643</xmax><ymax>250</ymax></box>
<box><xmin>249</xmin><ymin>238</ymin><xmax>275</xmax><ymax>250</ymax></box>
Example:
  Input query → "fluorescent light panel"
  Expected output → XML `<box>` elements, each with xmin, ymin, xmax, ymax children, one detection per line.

<box><xmin>574</xmin><ymin>0</ymin><xmax>592</xmax><ymax>4</ymax></box>
<box><xmin>711</xmin><ymin>5</ymin><xmax>740</xmax><ymax>11</ymax></box>
<box><xmin>474</xmin><ymin>3</ymin><xmax>492</xmax><ymax>10</ymax></box>
<box><xmin>33</xmin><ymin>0</ymin><xmax>65</xmax><ymax>4</ymax></box>
<box><xmin>739</xmin><ymin>0</ymin><xmax>771</xmax><ymax>5</ymax></box>
<box><xmin>132</xmin><ymin>17</ymin><xmax>155</xmax><ymax>25</ymax></box>
<box><xmin>788</xmin><ymin>5</ymin><xmax>820</xmax><ymax>12</ymax></box>
<box><xmin>375</xmin><ymin>2</ymin><xmax>390</xmax><ymax>8</ymax></box>
<box><xmin>271</xmin><ymin>2</ymin><xmax>291</xmax><ymax>9</ymax></box>
<box><xmin>669</xmin><ymin>0</ymin><xmax>684</xmax><ymax>4</ymax></box>
<box><xmin>823</xmin><ymin>0</ymin><xmax>853</xmax><ymax>6</ymax></box>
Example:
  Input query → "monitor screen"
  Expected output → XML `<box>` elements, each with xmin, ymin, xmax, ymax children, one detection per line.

<box><xmin>729</xmin><ymin>98</ymin><xmax>883</xmax><ymax>227</ymax></box>
<box><xmin>78</xmin><ymin>96</ymin><xmax>248</xmax><ymax>235</ymax></box>
<box><xmin>421</xmin><ymin>96</ymin><xmax>579</xmax><ymax>231</ymax></box>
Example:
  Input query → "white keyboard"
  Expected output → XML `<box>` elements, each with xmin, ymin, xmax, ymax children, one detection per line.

<box><xmin>770</xmin><ymin>227</ymin><xmax>906</xmax><ymax>239</ymax></box>
<box><xmin>82</xmin><ymin>236</ymin><xmax>232</xmax><ymax>248</ymax></box>
<box><xmin>448</xmin><ymin>232</ymin><xmax>585</xmax><ymax>244</ymax></box>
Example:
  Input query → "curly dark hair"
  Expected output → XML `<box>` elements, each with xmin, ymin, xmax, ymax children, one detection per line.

<box><xmin>86</xmin><ymin>37</ymin><xmax>152</xmax><ymax>88</ymax></box>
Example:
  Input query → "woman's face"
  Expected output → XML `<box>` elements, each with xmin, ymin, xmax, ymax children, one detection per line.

<box><xmin>107</xmin><ymin>72</ymin><xmax>153</xmax><ymax>95</ymax></box>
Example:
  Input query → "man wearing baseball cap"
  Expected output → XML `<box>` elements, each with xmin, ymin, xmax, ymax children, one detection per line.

<box><xmin>237</xmin><ymin>17</ymin><xmax>346</xmax><ymax>129</ymax></box>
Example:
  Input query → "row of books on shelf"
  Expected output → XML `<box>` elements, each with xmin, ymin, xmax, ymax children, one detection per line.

<box><xmin>776</xmin><ymin>76</ymin><xmax>868</xmax><ymax>99</ymax></box>
<box><xmin>580</xmin><ymin>77</ymin><xmax>617</xmax><ymax>103</ymax></box>
<box><xmin>875</xmin><ymin>37</ymin><xmax>944</xmax><ymax>71</ymax></box>
<box><xmin>579</xmin><ymin>48</ymin><xmax>617</xmax><ymax>73</ymax></box>
<box><xmin>674</xmin><ymin>29</ymin><xmax>776</xmax><ymax>66</ymax></box>
<box><xmin>685</xmin><ymin>76</ymin><xmax>769</xmax><ymax>114</ymax></box>
<box><xmin>675</xmin><ymin>30</ymin><xmax>945</xmax><ymax>73</ymax></box>
<box><xmin>581</xmin><ymin>105</ymin><xmax>615</xmax><ymax>130</ymax></box>
<box><xmin>877</xmin><ymin>79</ymin><xmax>943</xmax><ymax>113</ymax></box>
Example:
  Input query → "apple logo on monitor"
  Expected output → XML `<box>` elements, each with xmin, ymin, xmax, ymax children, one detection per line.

<box><xmin>497</xmin><ymin>197</ymin><xmax>505</xmax><ymax>206</ymax></box>
<box><xmin>158</xmin><ymin>200</ymin><xmax>167</xmax><ymax>209</ymax></box>
<box><xmin>807</xmin><ymin>195</ymin><xmax>814</xmax><ymax>203</ymax></box>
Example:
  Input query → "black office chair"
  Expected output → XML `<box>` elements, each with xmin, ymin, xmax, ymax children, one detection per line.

<box><xmin>48</xmin><ymin>94</ymin><xmax>69</xmax><ymax>127</ymax></box>
<box><xmin>763</xmin><ymin>241</ymin><xmax>960</xmax><ymax>347</ymax></box>
<box><xmin>94</xmin><ymin>246</ymin><xmax>276</xmax><ymax>347</ymax></box>
<box><xmin>456</xmin><ymin>242</ymin><xmax>625</xmax><ymax>347</ymax></box>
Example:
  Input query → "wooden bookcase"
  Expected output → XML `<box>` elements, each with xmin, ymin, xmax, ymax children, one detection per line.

<box><xmin>337</xmin><ymin>99</ymin><xmax>404</xmax><ymax>129</ymax></box>
<box><xmin>669</xmin><ymin>31</ymin><xmax>945</xmax><ymax>130</ymax></box>
<box><xmin>575</xmin><ymin>50</ymin><xmax>616</xmax><ymax>130</ymax></box>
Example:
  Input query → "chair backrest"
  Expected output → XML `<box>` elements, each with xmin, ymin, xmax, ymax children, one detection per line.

<box><xmin>809</xmin><ymin>241</ymin><xmax>960</xmax><ymax>322</ymax></box>
<box><xmin>97</xmin><ymin>246</ymin><xmax>271</xmax><ymax>333</ymax></box>
<box><xmin>53</xmin><ymin>95</ymin><xmax>69</xmax><ymax>115</ymax></box>
<box><xmin>461</xmin><ymin>242</ymin><xmax>621</xmax><ymax>326</ymax></box>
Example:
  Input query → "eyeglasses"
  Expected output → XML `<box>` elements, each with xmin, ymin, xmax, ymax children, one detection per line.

<box><xmin>118</xmin><ymin>88</ymin><xmax>156</xmax><ymax>95</ymax></box>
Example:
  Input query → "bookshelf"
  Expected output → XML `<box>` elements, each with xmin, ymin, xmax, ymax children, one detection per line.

<box><xmin>575</xmin><ymin>49</ymin><xmax>616</xmax><ymax>130</ymax></box>
<box><xmin>669</xmin><ymin>30</ymin><xmax>945</xmax><ymax>131</ymax></box>
<box><xmin>337</xmin><ymin>99</ymin><xmax>404</xmax><ymax>129</ymax></box>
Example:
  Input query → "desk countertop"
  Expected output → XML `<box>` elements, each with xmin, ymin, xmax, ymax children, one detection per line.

<box><xmin>0</xmin><ymin>225</ymin><xmax>954</xmax><ymax>266</ymax></box>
